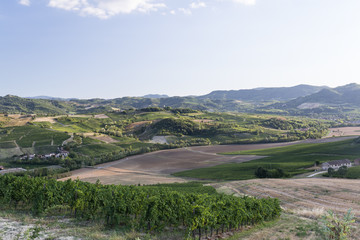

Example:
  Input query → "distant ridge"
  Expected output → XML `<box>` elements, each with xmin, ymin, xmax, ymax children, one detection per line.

<box><xmin>26</xmin><ymin>96</ymin><xmax>77</xmax><ymax>101</ymax></box>
<box><xmin>3</xmin><ymin>83</ymin><xmax>360</xmax><ymax>115</ymax></box>
<box><xmin>199</xmin><ymin>84</ymin><xmax>328</xmax><ymax>102</ymax></box>
<box><xmin>276</xmin><ymin>83</ymin><xmax>360</xmax><ymax>108</ymax></box>
<box><xmin>142</xmin><ymin>94</ymin><xmax>169</xmax><ymax>99</ymax></box>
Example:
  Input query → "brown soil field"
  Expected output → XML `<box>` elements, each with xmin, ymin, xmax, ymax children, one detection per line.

<box><xmin>326</xmin><ymin>127</ymin><xmax>360</xmax><ymax>137</ymax></box>
<box><xmin>211</xmin><ymin>178</ymin><xmax>360</xmax><ymax>217</ymax></box>
<box><xmin>61</xmin><ymin>136</ymin><xmax>353</xmax><ymax>185</ymax></box>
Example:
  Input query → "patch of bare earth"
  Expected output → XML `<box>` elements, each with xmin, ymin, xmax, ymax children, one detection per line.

<box><xmin>326</xmin><ymin>127</ymin><xmax>360</xmax><ymax>137</ymax></box>
<box><xmin>150</xmin><ymin>136</ymin><xmax>168</xmax><ymax>144</ymax></box>
<box><xmin>94</xmin><ymin>114</ymin><xmax>109</xmax><ymax>119</ymax></box>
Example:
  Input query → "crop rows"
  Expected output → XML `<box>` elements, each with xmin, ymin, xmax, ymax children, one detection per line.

<box><xmin>0</xmin><ymin>175</ymin><xmax>281</xmax><ymax>238</ymax></box>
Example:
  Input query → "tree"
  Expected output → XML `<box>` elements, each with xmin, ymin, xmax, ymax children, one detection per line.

<box><xmin>337</xmin><ymin>166</ymin><xmax>348</xmax><ymax>177</ymax></box>
<box><xmin>328</xmin><ymin>167</ymin><xmax>335</xmax><ymax>177</ymax></box>
<box><xmin>255</xmin><ymin>167</ymin><xmax>268</xmax><ymax>178</ymax></box>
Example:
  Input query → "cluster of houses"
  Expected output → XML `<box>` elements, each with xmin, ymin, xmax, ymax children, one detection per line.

<box><xmin>20</xmin><ymin>148</ymin><xmax>69</xmax><ymax>160</ymax></box>
<box><xmin>321</xmin><ymin>159</ymin><xmax>360</xmax><ymax>170</ymax></box>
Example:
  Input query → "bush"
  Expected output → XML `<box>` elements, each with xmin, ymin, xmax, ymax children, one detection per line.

<box><xmin>254</xmin><ymin>167</ymin><xmax>289</xmax><ymax>178</ymax></box>
<box><xmin>321</xmin><ymin>209</ymin><xmax>354</xmax><ymax>240</ymax></box>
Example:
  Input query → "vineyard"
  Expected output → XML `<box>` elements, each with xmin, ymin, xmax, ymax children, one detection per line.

<box><xmin>0</xmin><ymin>175</ymin><xmax>281</xmax><ymax>239</ymax></box>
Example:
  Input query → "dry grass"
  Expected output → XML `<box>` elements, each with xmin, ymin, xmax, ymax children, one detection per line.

<box><xmin>211</xmin><ymin>178</ymin><xmax>360</xmax><ymax>216</ymax></box>
<box><xmin>0</xmin><ymin>114</ymin><xmax>32</xmax><ymax>127</ymax></box>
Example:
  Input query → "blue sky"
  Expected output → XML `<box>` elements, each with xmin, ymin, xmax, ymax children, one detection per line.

<box><xmin>1</xmin><ymin>0</ymin><xmax>360</xmax><ymax>98</ymax></box>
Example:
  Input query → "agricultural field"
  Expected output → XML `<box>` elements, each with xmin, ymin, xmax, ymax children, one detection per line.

<box><xmin>326</xmin><ymin>126</ymin><xmax>360</xmax><ymax>137</ymax></box>
<box><xmin>61</xmin><ymin>137</ymin><xmax>353</xmax><ymax>185</ymax></box>
<box><xmin>210</xmin><ymin>178</ymin><xmax>360</xmax><ymax>239</ymax></box>
<box><xmin>0</xmin><ymin>125</ymin><xmax>69</xmax><ymax>159</ymax></box>
<box><xmin>0</xmin><ymin>108</ymin><xmax>332</xmax><ymax>174</ymax></box>
<box><xmin>174</xmin><ymin>136</ymin><xmax>360</xmax><ymax>180</ymax></box>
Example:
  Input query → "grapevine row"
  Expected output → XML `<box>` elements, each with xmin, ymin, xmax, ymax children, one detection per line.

<box><xmin>0</xmin><ymin>175</ymin><xmax>281</xmax><ymax>238</ymax></box>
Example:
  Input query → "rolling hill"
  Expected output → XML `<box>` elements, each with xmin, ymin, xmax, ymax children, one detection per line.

<box><xmin>1</xmin><ymin>83</ymin><xmax>360</xmax><ymax>117</ymax></box>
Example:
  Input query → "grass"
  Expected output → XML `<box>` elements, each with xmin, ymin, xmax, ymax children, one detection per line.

<box><xmin>227</xmin><ymin>213</ymin><xmax>324</xmax><ymax>240</ymax></box>
<box><xmin>74</xmin><ymin>143</ymin><xmax>123</xmax><ymax>156</ymax></box>
<box><xmin>0</xmin><ymin>141</ymin><xmax>17</xmax><ymax>149</ymax></box>
<box><xmin>0</xmin><ymin>125</ymin><xmax>69</xmax><ymax>148</ymax></box>
<box><xmin>174</xmin><ymin>139</ymin><xmax>360</xmax><ymax>181</ymax></box>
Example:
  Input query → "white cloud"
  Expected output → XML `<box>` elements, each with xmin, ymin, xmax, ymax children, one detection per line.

<box><xmin>47</xmin><ymin>0</ymin><xmax>166</xmax><ymax>19</ymax></box>
<box><xmin>190</xmin><ymin>2</ymin><xmax>206</xmax><ymax>9</ymax></box>
<box><xmin>19</xmin><ymin>0</ymin><xmax>31</xmax><ymax>6</ymax></box>
<box><xmin>178</xmin><ymin>8</ymin><xmax>192</xmax><ymax>15</ymax></box>
<box><xmin>232</xmin><ymin>0</ymin><xmax>256</xmax><ymax>5</ymax></box>
<box><xmin>170</xmin><ymin>10</ymin><xmax>176</xmax><ymax>15</ymax></box>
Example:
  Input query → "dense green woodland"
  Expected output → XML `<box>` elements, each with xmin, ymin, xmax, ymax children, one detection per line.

<box><xmin>0</xmin><ymin>175</ymin><xmax>281</xmax><ymax>238</ymax></box>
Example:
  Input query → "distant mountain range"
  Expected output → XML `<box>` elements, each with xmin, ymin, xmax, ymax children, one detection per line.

<box><xmin>1</xmin><ymin>83</ymin><xmax>360</xmax><ymax>117</ymax></box>
<box><xmin>200</xmin><ymin>84</ymin><xmax>328</xmax><ymax>102</ymax></box>
<box><xmin>142</xmin><ymin>94</ymin><xmax>169</xmax><ymax>99</ymax></box>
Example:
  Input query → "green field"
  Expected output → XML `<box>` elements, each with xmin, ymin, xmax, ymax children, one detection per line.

<box><xmin>0</xmin><ymin>141</ymin><xmax>17</xmax><ymax>149</ymax></box>
<box><xmin>0</xmin><ymin>125</ymin><xmax>69</xmax><ymax>148</ymax></box>
<box><xmin>173</xmin><ymin>139</ymin><xmax>360</xmax><ymax>180</ymax></box>
<box><xmin>73</xmin><ymin>143</ymin><xmax>123</xmax><ymax>156</ymax></box>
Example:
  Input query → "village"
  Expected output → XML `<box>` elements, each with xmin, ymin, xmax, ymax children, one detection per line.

<box><xmin>19</xmin><ymin>147</ymin><xmax>69</xmax><ymax>161</ymax></box>
<box><xmin>0</xmin><ymin>147</ymin><xmax>69</xmax><ymax>175</ymax></box>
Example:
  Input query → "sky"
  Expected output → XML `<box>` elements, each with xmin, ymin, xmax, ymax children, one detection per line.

<box><xmin>1</xmin><ymin>0</ymin><xmax>360</xmax><ymax>99</ymax></box>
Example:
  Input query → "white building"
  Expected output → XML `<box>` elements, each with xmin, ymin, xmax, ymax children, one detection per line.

<box><xmin>322</xmin><ymin>159</ymin><xmax>352</xmax><ymax>170</ymax></box>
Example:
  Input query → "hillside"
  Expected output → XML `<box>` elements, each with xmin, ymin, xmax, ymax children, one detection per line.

<box><xmin>200</xmin><ymin>84</ymin><xmax>327</xmax><ymax>102</ymax></box>
<box><xmin>276</xmin><ymin>83</ymin><xmax>360</xmax><ymax>108</ymax></box>
<box><xmin>2</xmin><ymin>83</ymin><xmax>360</xmax><ymax>121</ymax></box>
<box><xmin>0</xmin><ymin>95</ymin><xmax>75</xmax><ymax>115</ymax></box>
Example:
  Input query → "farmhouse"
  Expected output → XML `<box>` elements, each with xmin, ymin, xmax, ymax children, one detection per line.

<box><xmin>322</xmin><ymin>159</ymin><xmax>352</xmax><ymax>170</ymax></box>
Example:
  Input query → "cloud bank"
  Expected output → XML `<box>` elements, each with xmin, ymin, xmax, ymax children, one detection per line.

<box><xmin>19</xmin><ymin>0</ymin><xmax>30</xmax><ymax>6</ymax></box>
<box><xmin>232</xmin><ymin>0</ymin><xmax>256</xmax><ymax>5</ymax></box>
<box><xmin>47</xmin><ymin>0</ymin><xmax>166</xmax><ymax>19</ymax></box>
<box><xmin>19</xmin><ymin>0</ymin><xmax>255</xmax><ymax>19</ymax></box>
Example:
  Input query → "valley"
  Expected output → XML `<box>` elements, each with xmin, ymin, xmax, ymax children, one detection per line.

<box><xmin>1</xmin><ymin>85</ymin><xmax>360</xmax><ymax>239</ymax></box>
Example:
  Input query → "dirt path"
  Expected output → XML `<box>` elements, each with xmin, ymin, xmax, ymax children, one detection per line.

<box><xmin>62</xmin><ymin>134</ymin><xmax>73</xmax><ymax>146</ymax></box>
